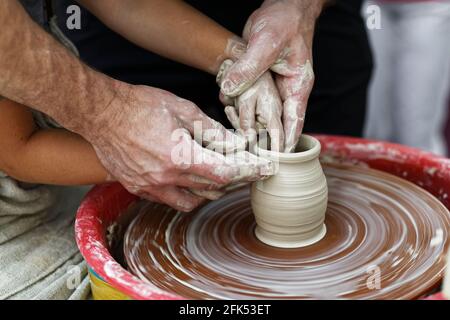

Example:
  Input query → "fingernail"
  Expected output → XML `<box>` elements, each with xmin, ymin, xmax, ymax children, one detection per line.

<box><xmin>176</xmin><ymin>192</ymin><xmax>198</xmax><ymax>212</ymax></box>
<box><xmin>178</xmin><ymin>206</ymin><xmax>193</xmax><ymax>213</ymax></box>
<box><xmin>207</xmin><ymin>183</ymin><xmax>225</xmax><ymax>191</ymax></box>
<box><xmin>221</xmin><ymin>79</ymin><xmax>236</xmax><ymax>96</ymax></box>
<box><xmin>190</xmin><ymin>189</ymin><xmax>224</xmax><ymax>201</ymax></box>
<box><xmin>206</xmin><ymin>191</ymin><xmax>225</xmax><ymax>200</ymax></box>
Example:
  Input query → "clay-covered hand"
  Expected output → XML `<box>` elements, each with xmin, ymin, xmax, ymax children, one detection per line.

<box><xmin>220</xmin><ymin>0</ymin><xmax>325</xmax><ymax>152</ymax></box>
<box><xmin>84</xmin><ymin>84</ymin><xmax>274</xmax><ymax>212</ymax></box>
<box><xmin>217</xmin><ymin>59</ymin><xmax>284</xmax><ymax>152</ymax></box>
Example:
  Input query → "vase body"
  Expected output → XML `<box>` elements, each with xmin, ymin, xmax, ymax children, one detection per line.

<box><xmin>251</xmin><ymin>135</ymin><xmax>328</xmax><ymax>248</ymax></box>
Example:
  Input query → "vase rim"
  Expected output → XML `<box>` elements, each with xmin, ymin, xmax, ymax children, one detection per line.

<box><xmin>254</xmin><ymin>134</ymin><xmax>321</xmax><ymax>163</ymax></box>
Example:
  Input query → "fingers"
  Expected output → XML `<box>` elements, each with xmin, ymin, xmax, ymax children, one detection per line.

<box><xmin>275</xmin><ymin>57</ymin><xmax>314</xmax><ymax>153</ymax></box>
<box><xmin>186</xmin><ymin>109</ymin><xmax>246</xmax><ymax>154</ymax></box>
<box><xmin>254</xmin><ymin>72</ymin><xmax>285</xmax><ymax>152</ymax></box>
<box><xmin>132</xmin><ymin>189</ymin><xmax>159</xmax><ymax>203</ymax></box>
<box><xmin>220</xmin><ymin>26</ymin><xmax>284</xmax><ymax>97</ymax></box>
<box><xmin>176</xmin><ymin>139</ymin><xmax>235</xmax><ymax>185</ymax></box>
<box><xmin>226</xmin><ymin>105</ymin><xmax>283</xmax><ymax>161</ymax></box>
<box><xmin>224</xmin><ymin>106</ymin><xmax>241</xmax><ymax>130</ymax></box>
<box><xmin>173</xmin><ymin>97</ymin><xmax>245</xmax><ymax>154</ymax></box>
<box><xmin>282</xmin><ymin>95</ymin><xmax>307</xmax><ymax>153</ymax></box>
<box><xmin>188</xmin><ymin>139</ymin><xmax>274</xmax><ymax>185</ymax></box>
<box><xmin>178</xmin><ymin>173</ymin><xmax>223</xmax><ymax>190</ymax></box>
<box><xmin>219</xmin><ymin>91</ymin><xmax>234</xmax><ymax>107</ymax></box>
<box><xmin>230</xmin><ymin>150</ymin><xmax>275</xmax><ymax>181</ymax></box>
<box><xmin>148</xmin><ymin>186</ymin><xmax>205</xmax><ymax>213</ymax></box>
<box><xmin>169</xmin><ymin>128</ymin><xmax>240</xmax><ymax>185</ymax></box>
<box><xmin>237</xmin><ymin>93</ymin><xmax>257</xmax><ymax>144</ymax></box>
<box><xmin>266</xmin><ymin>116</ymin><xmax>285</xmax><ymax>152</ymax></box>
<box><xmin>190</xmin><ymin>189</ymin><xmax>225</xmax><ymax>201</ymax></box>
<box><xmin>279</xmin><ymin>74</ymin><xmax>313</xmax><ymax>153</ymax></box>
<box><xmin>172</xmin><ymin>117</ymin><xmax>273</xmax><ymax>186</ymax></box>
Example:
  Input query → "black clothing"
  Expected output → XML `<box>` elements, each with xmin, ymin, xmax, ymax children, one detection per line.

<box><xmin>55</xmin><ymin>0</ymin><xmax>372</xmax><ymax>136</ymax></box>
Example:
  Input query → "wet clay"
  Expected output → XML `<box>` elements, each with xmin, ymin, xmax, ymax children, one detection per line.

<box><xmin>123</xmin><ymin>164</ymin><xmax>450</xmax><ymax>299</ymax></box>
<box><xmin>252</xmin><ymin>135</ymin><xmax>328</xmax><ymax>248</ymax></box>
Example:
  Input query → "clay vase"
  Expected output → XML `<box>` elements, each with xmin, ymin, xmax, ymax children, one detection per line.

<box><xmin>251</xmin><ymin>135</ymin><xmax>328</xmax><ymax>248</ymax></box>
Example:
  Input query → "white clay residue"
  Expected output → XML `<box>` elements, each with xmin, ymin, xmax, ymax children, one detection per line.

<box><xmin>124</xmin><ymin>164</ymin><xmax>450</xmax><ymax>299</ymax></box>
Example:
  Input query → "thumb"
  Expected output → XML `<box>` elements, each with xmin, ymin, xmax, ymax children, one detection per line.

<box><xmin>221</xmin><ymin>31</ymin><xmax>283</xmax><ymax>97</ymax></box>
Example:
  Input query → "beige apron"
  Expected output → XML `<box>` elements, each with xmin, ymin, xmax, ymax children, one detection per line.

<box><xmin>0</xmin><ymin>1</ymin><xmax>89</xmax><ymax>300</ymax></box>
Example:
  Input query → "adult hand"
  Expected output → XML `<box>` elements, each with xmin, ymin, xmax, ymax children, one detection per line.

<box><xmin>84</xmin><ymin>84</ymin><xmax>273</xmax><ymax>212</ymax></box>
<box><xmin>220</xmin><ymin>0</ymin><xmax>326</xmax><ymax>152</ymax></box>
<box><xmin>218</xmin><ymin>59</ymin><xmax>284</xmax><ymax>152</ymax></box>
<box><xmin>0</xmin><ymin>0</ymin><xmax>272</xmax><ymax>210</ymax></box>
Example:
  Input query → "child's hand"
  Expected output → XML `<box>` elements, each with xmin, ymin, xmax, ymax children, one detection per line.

<box><xmin>218</xmin><ymin>60</ymin><xmax>284</xmax><ymax>152</ymax></box>
<box><xmin>219</xmin><ymin>0</ymin><xmax>325</xmax><ymax>152</ymax></box>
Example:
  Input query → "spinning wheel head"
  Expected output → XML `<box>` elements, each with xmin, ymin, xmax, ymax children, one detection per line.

<box><xmin>123</xmin><ymin>164</ymin><xmax>450</xmax><ymax>299</ymax></box>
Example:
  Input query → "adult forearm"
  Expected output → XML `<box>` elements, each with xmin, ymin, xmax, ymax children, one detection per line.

<box><xmin>263</xmin><ymin>0</ymin><xmax>329</xmax><ymax>14</ymax></box>
<box><xmin>0</xmin><ymin>0</ymin><xmax>122</xmax><ymax>135</ymax></box>
<box><xmin>78</xmin><ymin>0</ymin><xmax>243</xmax><ymax>74</ymax></box>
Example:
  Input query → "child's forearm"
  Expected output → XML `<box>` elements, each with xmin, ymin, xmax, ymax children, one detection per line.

<box><xmin>3</xmin><ymin>128</ymin><xmax>108</xmax><ymax>186</ymax></box>
<box><xmin>78</xmin><ymin>0</ymin><xmax>246</xmax><ymax>74</ymax></box>
<box><xmin>16</xmin><ymin>129</ymin><xmax>109</xmax><ymax>185</ymax></box>
<box><xmin>0</xmin><ymin>98</ymin><xmax>108</xmax><ymax>185</ymax></box>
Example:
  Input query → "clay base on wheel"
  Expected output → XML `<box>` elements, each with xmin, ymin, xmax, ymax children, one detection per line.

<box><xmin>123</xmin><ymin>164</ymin><xmax>450</xmax><ymax>299</ymax></box>
<box><xmin>255</xmin><ymin>224</ymin><xmax>327</xmax><ymax>248</ymax></box>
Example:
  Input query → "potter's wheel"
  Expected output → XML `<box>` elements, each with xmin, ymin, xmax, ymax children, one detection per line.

<box><xmin>123</xmin><ymin>164</ymin><xmax>450</xmax><ymax>299</ymax></box>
